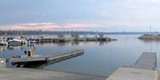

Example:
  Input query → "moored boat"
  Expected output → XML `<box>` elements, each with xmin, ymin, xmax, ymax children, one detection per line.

<box><xmin>0</xmin><ymin>38</ymin><xmax>8</xmax><ymax>46</ymax></box>
<box><xmin>7</xmin><ymin>39</ymin><xmax>22</xmax><ymax>46</ymax></box>
<box><xmin>8</xmin><ymin>38</ymin><xmax>28</xmax><ymax>46</ymax></box>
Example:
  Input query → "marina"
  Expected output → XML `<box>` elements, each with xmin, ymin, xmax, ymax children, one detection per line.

<box><xmin>0</xmin><ymin>35</ymin><xmax>160</xmax><ymax>79</ymax></box>
<box><xmin>1</xmin><ymin>0</ymin><xmax>160</xmax><ymax>79</ymax></box>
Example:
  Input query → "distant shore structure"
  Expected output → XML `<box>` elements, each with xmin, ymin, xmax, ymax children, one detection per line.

<box><xmin>138</xmin><ymin>25</ymin><xmax>160</xmax><ymax>41</ymax></box>
<box><xmin>35</xmin><ymin>34</ymin><xmax>116</xmax><ymax>43</ymax></box>
<box><xmin>138</xmin><ymin>34</ymin><xmax>160</xmax><ymax>41</ymax></box>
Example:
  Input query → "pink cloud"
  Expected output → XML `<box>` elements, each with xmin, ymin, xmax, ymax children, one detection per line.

<box><xmin>0</xmin><ymin>23</ymin><xmax>101</xmax><ymax>31</ymax></box>
<box><xmin>0</xmin><ymin>21</ymin><xmax>143</xmax><ymax>31</ymax></box>
<box><xmin>63</xmin><ymin>23</ymin><xmax>100</xmax><ymax>28</ymax></box>
<box><xmin>0</xmin><ymin>23</ymin><xmax>60</xmax><ymax>31</ymax></box>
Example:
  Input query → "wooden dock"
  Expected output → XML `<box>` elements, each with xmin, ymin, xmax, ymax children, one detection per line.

<box><xmin>133</xmin><ymin>52</ymin><xmax>157</xmax><ymax>70</ymax></box>
<box><xmin>9</xmin><ymin>49</ymin><xmax>84</xmax><ymax>67</ymax></box>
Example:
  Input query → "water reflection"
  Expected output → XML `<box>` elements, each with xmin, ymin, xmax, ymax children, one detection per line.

<box><xmin>71</xmin><ymin>42</ymin><xmax>80</xmax><ymax>46</ymax></box>
<box><xmin>99</xmin><ymin>41</ymin><xmax>108</xmax><ymax>45</ymax></box>
<box><xmin>56</xmin><ymin>42</ymin><xmax>68</xmax><ymax>46</ymax></box>
<box><xmin>0</xmin><ymin>41</ymin><xmax>109</xmax><ymax>52</ymax></box>
<box><xmin>0</xmin><ymin>44</ymin><xmax>36</xmax><ymax>52</ymax></box>
<box><xmin>0</xmin><ymin>45</ymin><xmax>7</xmax><ymax>51</ymax></box>
<box><xmin>7</xmin><ymin>46</ymin><xmax>26</xmax><ymax>50</ymax></box>
<box><xmin>139</xmin><ymin>39</ymin><xmax>159</xmax><ymax>43</ymax></box>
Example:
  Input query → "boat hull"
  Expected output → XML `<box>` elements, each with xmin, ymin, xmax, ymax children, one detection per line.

<box><xmin>0</xmin><ymin>42</ymin><xmax>8</xmax><ymax>46</ymax></box>
<box><xmin>8</xmin><ymin>41</ymin><xmax>22</xmax><ymax>46</ymax></box>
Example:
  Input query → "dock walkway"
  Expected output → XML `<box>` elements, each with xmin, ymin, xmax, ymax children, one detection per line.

<box><xmin>133</xmin><ymin>52</ymin><xmax>157</xmax><ymax>70</ymax></box>
<box><xmin>106</xmin><ymin>52</ymin><xmax>158</xmax><ymax>80</ymax></box>
<box><xmin>0</xmin><ymin>68</ymin><xmax>105</xmax><ymax>80</ymax></box>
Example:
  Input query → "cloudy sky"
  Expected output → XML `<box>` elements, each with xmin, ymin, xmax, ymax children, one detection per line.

<box><xmin>0</xmin><ymin>0</ymin><xmax>160</xmax><ymax>32</ymax></box>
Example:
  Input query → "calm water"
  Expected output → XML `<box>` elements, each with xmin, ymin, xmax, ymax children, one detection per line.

<box><xmin>0</xmin><ymin>35</ymin><xmax>160</xmax><ymax>76</ymax></box>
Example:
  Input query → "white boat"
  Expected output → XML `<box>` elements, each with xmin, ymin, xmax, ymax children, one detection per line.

<box><xmin>7</xmin><ymin>36</ymin><xmax>29</xmax><ymax>46</ymax></box>
<box><xmin>8</xmin><ymin>38</ymin><xmax>28</xmax><ymax>45</ymax></box>
<box><xmin>20</xmin><ymin>39</ymin><xmax>28</xmax><ymax>44</ymax></box>
<box><xmin>0</xmin><ymin>38</ymin><xmax>8</xmax><ymax>46</ymax></box>
<box><xmin>28</xmin><ymin>39</ymin><xmax>37</xmax><ymax>43</ymax></box>
<box><xmin>8</xmin><ymin>39</ymin><xmax>22</xmax><ymax>46</ymax></box>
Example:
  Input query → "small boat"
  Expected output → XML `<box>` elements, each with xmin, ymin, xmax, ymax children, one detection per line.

<box><xmin>8</xmin><ymin>39</ymin><xmax>22</xmax><ymax>46</ymax></box>
<box><xmin>0</xmin><ymin>41</ymin><xmax>8</xmax><ymax>46</ymax></box>
<box><xmin>8</xmin><ymin>38</ymin><xmax>28</xmax><ymax>46</ymax></box>
<box><xmin>7</xmin><ymin>36</ymin><xmax>29</xmax><ymax>46</ymax></box>
<box><xmin>0</xmin><ymin>38</ymin><xmax>8</xmax><ymax>46</ymax></box>
<box><xmin>20</xmin><ymin>39</ymin><xmax>28</xmax><ymax>44</ymax></box>
<box><xmin>28</xmin><ymin>38</ymin><xmax>37</xmax><ymax>43</ymax></box>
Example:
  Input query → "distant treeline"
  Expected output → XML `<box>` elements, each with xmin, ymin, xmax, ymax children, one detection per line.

<box><xmin>0</xmin><ymin>31</ymin><xmax>101</xmax><ymax>35</ymax></box>
<box><xmin>0</xmin><ymin>30</ymin><xmax>151</xmax><ymax>35</ymax></box>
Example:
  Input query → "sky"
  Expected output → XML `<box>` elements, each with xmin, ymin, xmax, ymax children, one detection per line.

<box><xmin>0</xmin><ymin>0</ymin><xmax>160</xmax><ymax>32</ymax></box>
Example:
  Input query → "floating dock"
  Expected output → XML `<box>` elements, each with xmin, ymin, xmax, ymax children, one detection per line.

<box><xmin>106</xmin><ymin>52</ymin><xmax>158</xmax><ymax>80</ymax></box>
<box><xmin>9</xmin><ymin>49</ymin><xmax>84</xmax><ymax>67</ymax></box>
